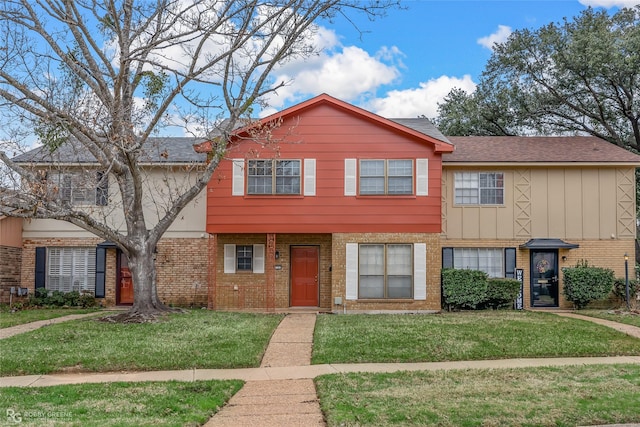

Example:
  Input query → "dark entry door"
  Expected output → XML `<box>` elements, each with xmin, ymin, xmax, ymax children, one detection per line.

<box><xmin>531</xmin><ymin>250</ymin><xmax>559</xmax><ymax>307</ymax></box>
<box><xmin>117</xmin><ymin>251</ymin><xmax>134</xmax><ymax>305</ymax></box>
<box><xmin>291</xmin><ymin>246</ymin><xmax>319</xmax><ymax>307</ymax></box>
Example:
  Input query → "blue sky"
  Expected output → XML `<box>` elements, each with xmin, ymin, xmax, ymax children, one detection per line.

<box><xmin>261</xmin><ymin>0</ymin><xmax>640</xmax><ymax>119</ymax></box>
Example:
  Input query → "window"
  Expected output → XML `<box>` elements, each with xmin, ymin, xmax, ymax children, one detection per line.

<box><xmin>247</xmin><ymin>159</ymin><xmax>300</xmax><ymax>195</ymax></box>
<box><xmin>454</xmin><ymin>172</ymin><xmax>504</xmax><ymax>205</ymax></box>
<box><xmin>360</xmin><ymin>159</ymin><xmax>413</xmax><ymax>195</ymax></box>
<box><xmin>236</xmin><ymin>245</ymin><xmax>253</xmax><ymax>271</ymax></box>
<box><xmin>47</xmin><ymin>247</ymin><xmax>96</xmax><ymax>292</ymax></box>
<box><xmin>224</xmin><ymin>244</ymin><xmax>265</xmax><ymax>273</ymax></box>
<box><xmin>453</xmin><ymin>248</ymin><xmax>503</xmax><ymax>278</ymax></box>
<box><xmin>359</xmin><ymin>244</ymin><xmax>413</xmax><ymax>298</ymax></box>
<box><xmin>49</xmin><ymin>171</ymin><xmax>108</xmax><ymax>205</ymax></box>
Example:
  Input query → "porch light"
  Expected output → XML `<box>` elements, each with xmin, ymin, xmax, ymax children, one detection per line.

<box><xmin>275</xmin><ymin>250</ymin><xmax>280</xmax><ymax>260</ymax></box>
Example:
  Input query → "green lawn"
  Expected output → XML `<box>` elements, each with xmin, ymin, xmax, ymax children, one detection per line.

<box><xmin>578</xmin><ymin>309</ymin><xmax>640</xmax><ymax>328</ymax></box>
<box><xmin>312</xmin><ymin>311</ymin><xmax>640</xmax><ymax>364</ymax></box>
<box><xmin>316</xmin><ymin>364</ymin><xmax>640</xmax><ymax>427</ymax></box>
<box><xmin>0</xmin><ymin>310</ymin><xmax>283</xmax><ymax>376</ymax></box>
<box><xmin>0</xmin><ymin>308</ymin><xmax>101</xmax><ymax>329</ymax></box>
<box><xmin>0</xmin><ymin>380</ymin><xmax>242</xmax><ymax>426</ymax></box>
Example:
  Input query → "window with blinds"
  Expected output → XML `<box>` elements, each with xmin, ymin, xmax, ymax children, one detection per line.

<box><xmin>47</xmin><ymin>247</ymin><xmax>96</xmax><ymax>292</ymax></box>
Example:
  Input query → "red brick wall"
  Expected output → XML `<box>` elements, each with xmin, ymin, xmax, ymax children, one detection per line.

<box><xmin>211</xmin><ymin>234</ymin><xmax>333</xmax><ymax>311</ymax></box>
<box><xmin>0</xmin><ymin>245</ymin><xmax>22</xmax><ymax>304</ymax></box>
<box><xmin>331</xmin><ymin>233</ymin><xmax>442</xmax><ymax>312</ymax></box>
<box><xmin>21</xmin><ymin>237</ymin><xmax>208</xmax><ymax>307</ymax></box>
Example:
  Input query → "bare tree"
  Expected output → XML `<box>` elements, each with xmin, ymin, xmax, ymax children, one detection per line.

<box><xmin>0</xmin><ymin>0</ymin><xmax>396</xmax><ymax>321</ymax></box>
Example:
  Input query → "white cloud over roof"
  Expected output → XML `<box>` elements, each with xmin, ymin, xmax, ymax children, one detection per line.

<box><xmin>366</xmin><ymin>75</ymin><xmax>477</xmax><ymax>119</ymax></box>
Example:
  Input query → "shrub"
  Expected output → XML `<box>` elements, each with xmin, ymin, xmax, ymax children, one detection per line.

<box><xmin>78</xmin><ymin>292</ymin><xmax>97</xmax><ymax>308</ymax></box>
<box><xmin>612</xmin><ymin>278</ymin><xmax>639</xmax><ymax>305</ymax></box>
<box><xmin>24</xmin><ymin>288</ymin><xmax>96</xmax><ymax>308</ymax></box>
<box><xmin>442</xmin><ymin>268</ymin><xmax>488</xmax><ymax>311</ymax></box>
<box><xmin>485</xmin><ymin>278</ymin><xmax>521</xmax><ymax>309</ymax></box>
<box><xmin>563</xmin><ymin>264</ymin><xmax>615</xmax><ymax>309</ymax></box>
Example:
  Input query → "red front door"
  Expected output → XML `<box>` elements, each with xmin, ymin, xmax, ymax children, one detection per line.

<box><xmin>291</xmin><ymin>246</ymin><xmax>319</xmax><ymax>307</ymax></box>
<box><xmin>118</xmin><ymin>252</ymin><xmax>134</xmax><ymax>305</ymax></box>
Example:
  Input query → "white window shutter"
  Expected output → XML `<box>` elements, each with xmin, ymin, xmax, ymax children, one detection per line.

<box><xmin>345</xmin><ymin>243</ymin><xmax>358</xmax><ymax>300</ymax></box>
<box><xmin>224</xmin><ymin>244</ymin><xmax>236</xmax><ymax>273</ymax></box>
<box><xmin>253</xmin><ymin>244</ymin><xmax>265</xmax><ymax>273</ymax></box>
<box><xmin>344</xmin><ymin>159</ymin><xmax>357</xmax><ymax>196</ymax></box>
<box><xmin>413</xmin><ymin>243</ymin><xmax>427</xmax><ymax>300</ymax></box>
<box><xmin>232</xmin><ymin>159</ymin><xmax>245</xmax><ymax>196</ymax></box>
<box><xmin>304</xmin><ymin>159</ymin><xmax>316</xmax><ymax>196</ymax></box>
<box><xmin>416</xmin><ymin>158</ymin><xmax>429</xmax><ymax>196</ymax></box>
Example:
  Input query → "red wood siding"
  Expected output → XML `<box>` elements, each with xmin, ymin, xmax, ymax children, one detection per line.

<box><xmin>206</xmin><ymin>102</ymin><xmax>444</xmax><ymax>233</ymax></box>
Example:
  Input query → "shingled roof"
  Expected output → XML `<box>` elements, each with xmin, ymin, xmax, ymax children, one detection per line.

<box><xmin>12</xmin><ymin>137</ymin><xmax>207</xmax><ymax>164</ymax></box>
<box><xmin>444</xmin><ymin>136</ymin><xmax>640</xmax><ymax>164</ymax></box>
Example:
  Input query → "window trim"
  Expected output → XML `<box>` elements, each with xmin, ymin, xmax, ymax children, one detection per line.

<box><xmin>358</xmin><ymin>243</ymin><xmax>414</xmax><ymax>299</ymax></box>
<box><xmin>223</xmin><ymin>244</ymin><xmax>265</xmax><ymax>274</ymax></box>
<box><xmin>48</xmin><ymin>171</ymin><xmax>108</xmax><ymax>206</ymax></box>
<box><xmin>247</xmin><ymin>159</ymin><xmax>302</xmax><ymax>195</ymax></box>
<box><xmin>442</xmin><ymin>247</ymin><xmax>516</xmax><ymax>278</ymax></box>
<box><xmin>46</xmin><ymin>247</ymin><xmax>97</xmax><ymax>293</ymax></box>
<box><xmin>453</xmin><ymin>171</ymin><xmax>504</xmax><ymax>206</ymax></box>
<box><xmin>358</xmin><ymin>159</ymin><xmax>414</xmax><ymax>196</ymax></box>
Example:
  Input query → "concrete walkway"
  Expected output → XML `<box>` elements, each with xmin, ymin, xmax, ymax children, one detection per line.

<box><xmin>0</xmin><ymin>312</ymin><xmax>105</xmax><ymax>339</ymax></box>
<box><xmin>2</xmin><ymin>310</ymin><xmax>640</xmax><ymax>426</ymax></box>
<box><xmin>553</xmin><ymin>311</ymin><xmax>640</xmax><ymax>339</ymax></box>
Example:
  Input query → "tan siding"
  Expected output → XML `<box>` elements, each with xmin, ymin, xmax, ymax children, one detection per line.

<box><xmin>564</xmin><ymin>170</ymin><xmax>583</xmax><ymax>239</ymax></box>
<box><xmin>443</xmin><ymin>166</ymin><xmax>636</xmax><ymax>242</ymax></box>
<box><xmin>582</xmin><ymin>171</ymin><xmax>600</xmax><ymax>239</ymax></box>
<box><xmin>530</xmin><ymin>169</ymin><xmax>549</xmax><ymax>237</ymax></box>
<box><xmin>547</xmin><ymin>169</ymin><xmax>566</xmax><ymax>237</ymax></box>
<box><xmin>599</xmin><ymin>169</ymin><xmax>617</xmax><ymax>239</ymax></box>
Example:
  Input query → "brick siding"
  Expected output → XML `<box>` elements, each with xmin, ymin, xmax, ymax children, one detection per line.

<box><xmin>21</xmin><ymin>237</ymin><xmax>208</xmax><ymax>307</ymax></box>
<box><xmin>0</xmin><ymin>245</ymin><xmax>22</xmax><ymax>304</ymax></box>
<box><xmin>442</xmin><ymin>238</ymin><xmax>635</xmax><ymax>309</ymax></box>
<box><xmin>332</xmin><ymin>233</ymin><xmax>442</xmax><ymax>312</ymax></box>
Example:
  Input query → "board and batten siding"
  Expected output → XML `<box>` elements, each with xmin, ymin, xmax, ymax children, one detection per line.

<box><xmin>207</xmin><ymin>103</ymin><xmax>444</xmax><ymax>234</ymax></box>
<box><xmin>442</xmin><ymin>166</ymin><xmax>636</xmax><ymax>241</ymax></box>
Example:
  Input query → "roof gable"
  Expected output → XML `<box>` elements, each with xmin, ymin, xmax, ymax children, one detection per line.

<box><xmin>230</xmin><ymin>94</ymin><xmax>454</xmax><ymax>153</ymax></box>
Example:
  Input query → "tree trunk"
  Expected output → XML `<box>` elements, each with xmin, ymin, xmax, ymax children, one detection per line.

<box><xmin>102</xmin><ymin>246</ymin><xmax>177</xmax><ymax>323</ymax></box>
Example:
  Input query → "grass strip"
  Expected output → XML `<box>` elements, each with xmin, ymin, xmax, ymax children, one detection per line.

<box><xmin>578</xmin><ymin>309</ymin><xmax>640</xmax><ymax>328</ymax></box>
<box><xmin>316</xmin><ymin>364</ymin><xmax>640</xmax><ymax>426</ymax></box>
<box><xmin>0</xmin><ymin>308</ymin><xmax>100</xmax><ymax>329</ymax></box>
<box><xmin>312</xmin><ymin>311</ymin><xmax>640</xmax><ymax>364</ymax></box>
<box><xmin>0</xmin><ymin>310</ymin><xmax>283</xmax><ymax>376</ymax></box>
<box><xmin>0</xmin><ymin>380</ymin><xmax>242</xmax><ymax>426</ymax></box>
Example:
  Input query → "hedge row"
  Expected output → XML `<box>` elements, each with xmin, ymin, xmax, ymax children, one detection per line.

<box><xmin>442</xmin><ymin>268</ymin><xmax>521</xmax><ymax>311</ymax></box>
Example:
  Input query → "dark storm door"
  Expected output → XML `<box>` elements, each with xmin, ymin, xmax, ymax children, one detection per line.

<box><xmin>530</xmin><ymin>250</ymin><xmax>559</xmax><ymax>307</ymax></box>
<box><xmin>290</xmin><ymin>246</ymin><xmax>319</xmax><ymax>307</ymax></box>
<box><xmin>117</xmin><ymin>251</ymin><xmax>134</xmax><ymax>305</ymax></box>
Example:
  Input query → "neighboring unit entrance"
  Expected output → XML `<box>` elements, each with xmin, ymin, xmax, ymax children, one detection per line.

<box><xmin>530</xmin><ymin>250</ymin><xmax>559</xmax><ymax>307</ymax></box>
<box><xmin>117</xmin><ymin>251</ymin><xmax>134</xmax><ymax>305</ymax></box>
<box><xmin>290</xmin><ymin>246</ymin><xmax>319</xmax><ymax>306</ymax></box>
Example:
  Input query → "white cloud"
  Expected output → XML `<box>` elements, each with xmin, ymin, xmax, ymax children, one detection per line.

<box><xmin>262</xmin><ymin>45</ymin><xmax>402</xmax><ymax>115</ymax></box>
<box><xmin>365</xmin><ymin>75</ymin><xmax>477</xmax><ymax>119</ymax></box>
<box><xmin>477</xmin><ymin>25</ymin><xmax>512</xmax><ymax>51</ymax></box>
<box><xmin>579</xmin><ymin>0</ymin><xmax>640</xmax><ymax>7</ymax></box>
